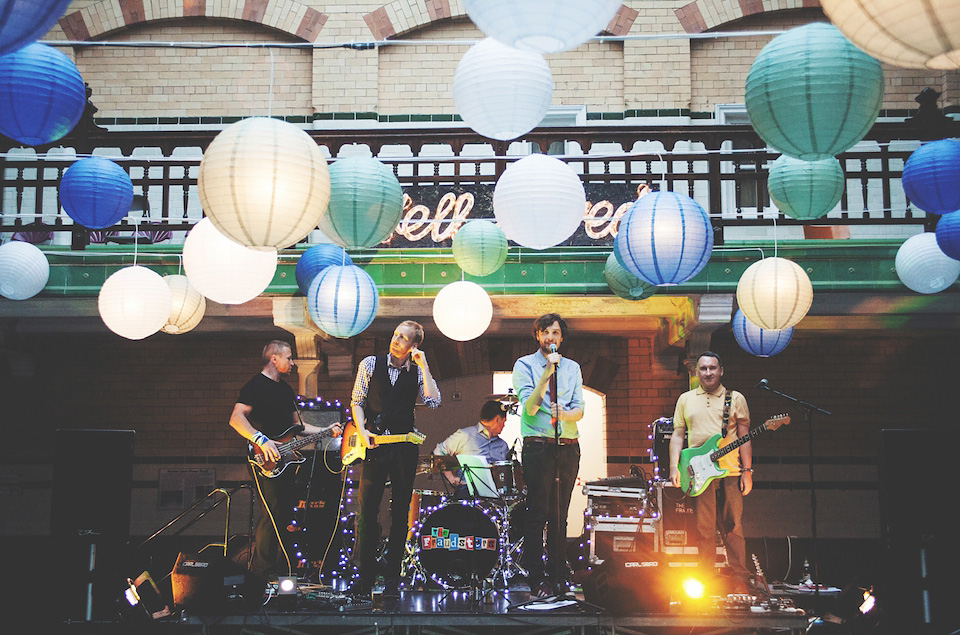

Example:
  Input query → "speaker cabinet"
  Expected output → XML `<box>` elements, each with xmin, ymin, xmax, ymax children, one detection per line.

<box><xmin>582</xmin><ymin>552</ymin><xmax>671</xmax><ymax>614</ymax></box>
<box><xmin>171</xmin><ymin>552</ymin><xmax>265</xmax><ymax>611</ymax></box>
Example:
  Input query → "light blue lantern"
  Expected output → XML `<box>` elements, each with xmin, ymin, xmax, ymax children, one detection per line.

<box><xmin>295</xmin><ymin>244</ymin><xmax>354</xmax><ymax>295</ymax></box>
<box><xmin>613</xmin><ymin>191</ymin><xmax>713</xmax><ymax>286</ymax></box>
<box><xmin>901</xmin><ymin>139</ymin><xmax>960</xmax><ymax>216</ymax></box>
<box><xmin>603</xmin><ymin>252</ymin><xmax>657</xmax><ymax>300</ymax></box>
<box><xmin>317</xmin><ymin>156</ymin><xmax>403</xmax><ymax>249</ymax></box>
<box><xmin>59</xmin><ymin>157</ymin><xmax>134</xmax><ymax>229</ymax></box>
<box><xmin>767</xmin><ymin>155</ymin><xmax>845</xmax><ymax>220</ymax></box>
<box><xmin>307</xmin><ymin>264</ymin><xmax>380</xmax><ymax>338</ymax></box>
<box><xmin>732</xmin><ymin>309</ymin><xmax>793</xmax><ymax>358</ymax></box>
<box><xmin>0</xmin><ymin>43</ymin><xmax>86</xmax><ymax>146</ymax></box>
<box><xmin>452</xmin><ymin>220</ymin><xmax>508</xmax><ymax>277</ymax></box>
<box><xmin>0</xmin><ymin>0</ymin><xmax>73</xmax><ymax>56</ymax></box>
<box><xmin>935</xmin><ymin>211</ymin><xmax>960</xmax><ymax>261</ymax></box>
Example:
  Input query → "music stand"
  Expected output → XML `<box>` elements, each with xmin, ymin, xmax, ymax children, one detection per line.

<box><xmin>458</xmin><ymin>455</ymin><xmax>499</xmax><ymax>499</ymax></box>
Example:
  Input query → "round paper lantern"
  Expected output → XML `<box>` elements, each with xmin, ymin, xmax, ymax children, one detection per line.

<box><xmin>433</xmin><ymin>281</ymin><xmax>493</xmax><ymax>341</ymax></box>
<box><xmin>745</xmin><ymin>23</ymin><xmax>884</xmax><ymax>160</ymax></box>
<box><xmin>767</xmin><ymin>155</ymin><xmax>845</xmax><ymax>221</ymax></box>
<box><xmin>736</xmin><ymin>257</ymin><xmax>814</xmax><ymax>330</ymax></box>
<box><xmin>59</xmin><ymin>157</ymin><xmax>134</xmax><ymax>229</ymax></box>
<box><xmin>0</xmin><ymin>43</ymin><xmax>86</xmax><ymax>146</ymax></box>
<box><xmin>493</xmin><ymin>154</ymin><xmax>586</xmax><ymax>250</ymax></box>
<box><xmin>732</xmin><ymin>309</ymin><xmax>793</xmax><ymax>358</ymax></box>
<box><xmin>901</xmin><ymin>139</ymin><xmax>960</xmax><ymax>215</ymax></box>
<box><xmin>463</xmin><ymin>0</ymin><xmax>622</xmax><ymax>54</ymax></box>
<box><xmin>197</xmin><ymin>117</ymin><xmax>330</xmax><ymax>250</ymax></box>
<box><xmin>183</xmin><ymin>218</ymin><xmax>278</xmax><ymax>305</ymax></box>
<box><xmin>295</xmin><ymin>244</ymin><xmax>353</xmax><ymax>294</ymax></box>
<box><xmin>0</xmin><ymin>0</ymin><xmax>73</xmax><ymax>56</ymax></box>
<box><xmin>98</xmin><ymin>266</ymin><xmax>172</xmax><ymax>340</ymax></box>
<box><xmin>307</xmin><ymin>264</ymin><xmax>379</xmax><ymax>338</ymax></box>
<box><xmin>0</xmin><ymin>239</ymin><xmax>48</xmax><ymax>299</ymax></box>
<box><xmin>603</xmin><ymin>252</ymin><xmax>656</xmax><ymax>300</ymax></box>
<box><xmin>452</xmin><ymin>220</ymin><xmax>508</xmax><ymax>277</ymax></box>
<box><xmin>613</xmin><ymin>191</ymin><xmax>713</xmax><ymax>286</ymax></box>
<box><xmin>162</xmin><ymin>274</ymin><xmax>206</xmax><ymax>334</ymax></box>
<box><xmin>935</xmin><ymin>210</ymin><xmax>960</xmax><ymax>260</ymax></box>
<box><xmin>317</xmin><ymin>156</ymin><xmax>403</xmax><ymax>249</ymax></box>
<box><xmin>453</xmin><ymin>38</ymin><xmax>553</xmax><ymax>141</ymax></box>
<box><xmin>895</xmin><ymin>232</ymin><xmax>960</xmax><ymax>294</ymax></box>
<box><xmin>821</xmin><ymin>0</ymin><xmax>960</xmax><ymax>70</ymax></box>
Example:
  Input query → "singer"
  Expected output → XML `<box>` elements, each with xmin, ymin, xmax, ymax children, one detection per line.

<box><xmin>512</xmin><ymin>313</ymin><xmax>585</xmax><ymax>599</ymax></box>
<box><xmin>432</xmin><ymin>399</ymin><xmax>510</xmax><ymax>498</ymax></box>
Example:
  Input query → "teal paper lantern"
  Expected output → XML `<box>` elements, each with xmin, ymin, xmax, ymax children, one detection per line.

<box><xmin>733</xmin><ymin>309</ymin><xmax>793</xmax><ymax>358</ymax></box>
<box><xmin>452</xmin><ymin>220</ymin><xmax>508</xmax><ymax>277</ymax></box>
<box><xmin>307</xmin><ymin>264</ymin><xmax>380</xmax><ymax>338</ymax></box>
<box><xmin>0</xmin><ymin>0</ymin><xmax>73</xmax><ymax>56</ymax></box>
<box><xmin>295</xmin><ymin>244</ymin><xmax>353</xmax><ymax>294</ymax></box>
<box><xmin>59</xmin><ymin>157</ymin><xmax>134</xmax><ymax>229</ymax></box>
<box><xmin>935</xmin><ymin>211</ymin><xmax>960</xmax><ymax>261</ymax></box>
<box><xmin>317</xmin><ymin>157</ymin><xmax>403</xmax><ymax>249</ymax></box>
<box><xmin>603</xmin><ymin>252</ymin><xmax>656</xmax><ymax>300</ymax></box>
<box><xmin>745</xmin><ymin>23</ymin><xmax>884</xmax><ymax>160</ymax></box>
<box><xmin>901</xmin><ymin>139</ymin><xmax>960</xmax><ymax>215</ymax></box>
<box><xmin>768</xmin><ymin>155</ymin><xmax>845</xmax><ymax>220</ymax></box>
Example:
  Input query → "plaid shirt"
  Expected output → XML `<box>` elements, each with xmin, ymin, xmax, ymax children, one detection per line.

<box><xmin>350</xmin><ymin>354</ymin><xmax>441</xmax><ymax>410</ymax></box>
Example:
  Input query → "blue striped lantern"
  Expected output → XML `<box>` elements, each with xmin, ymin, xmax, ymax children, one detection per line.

<box><xmin>295</xmin><ymin>244</ymin><xmax>353</xmax><ymax>295</ymax></box>
<box><xmin>59</xmin><ymin>157</ymin><xmax>134</xmax><ymax>229</ymax></box>
<box><xmin>452</xmin><ymin>220</ymin><xmax>508</xmax><ymax>277</ymax></box>
<box><xmin>307</xmin><ymin>264</ymin><xmax>380</xmax><ymax>338</ymax></box>
<box><xmin>733</xmin><ymin>309</ymin><xmax>793</xmax><ymax>358</ymax></box>
<box><xmin>613</xmin><ymin>191</ymin><xmax>713</xmax><ymax>286</ymax></box>
<box><xmin>935</xmin><ymin>210</ymin><xmax>960</xmax><ymax>261</ymax></box>
<box><xmin>901</xmin><ymin>139</ymin><xmax>960</xmax><ymax>216</ymax></box>
<box><xmin>0</xmin><ymin>0</ymin><xmax>73</xmax><ymax>56</ymax></box>
<box><xmin>603</xmin><ymin>252</ymin><xmax>656</xmax><ymax>300</ymax></box>
<box><xmin>767</xmin><ymin>155</ymin><xmax>845</xmax><ymax>221</ymax></box>
<box><xmin>317</xmin><ymin>156</ymin><xmax>403</xmax><ymax>249</ymax></box>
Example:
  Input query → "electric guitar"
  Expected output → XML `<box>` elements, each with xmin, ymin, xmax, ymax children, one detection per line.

<box><xmin>340</xmin><ymin>420</ymin><xmax>426</xmax><ymax>465</ymax></box>
<box><xmin>678</xmin><ymin>414</ymin><xmax>790</xmax><ymax>496</ymax></box>
<box><xmin>248</xmin><ymin>424</ymin><xmax>338</xmax><ymax>478</ymax></box>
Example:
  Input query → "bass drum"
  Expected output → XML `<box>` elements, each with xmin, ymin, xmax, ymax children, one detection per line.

<box><xmin>414</xmin><ymin>501</ymin><xmax>501</xmax><ymax>588</ymax></box>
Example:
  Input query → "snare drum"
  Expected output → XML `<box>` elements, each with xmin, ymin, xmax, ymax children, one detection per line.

<box><xmin>490</xmin><ymin>460</ymin><xmax>525</xmax><ymax>497</ymax></box>
<box><xmin>414</xmin><ymin>501</ymin><xmax>501</xmax><ymax>588</ymax></box>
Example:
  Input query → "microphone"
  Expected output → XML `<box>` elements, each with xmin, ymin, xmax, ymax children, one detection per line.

<box><xmin>549</xmin><ymin>344</ymin><xmax>558</xmax><ymax>354</ymax></box>
<box><xmin>506</xmin><ymin>437</ymin><xmax>519</xmax><ymax>461</ymax></box>
<box><xmin>755</xmin><ymin>378</ymin><xmax>769</xmax><ymax>389</ymax></box>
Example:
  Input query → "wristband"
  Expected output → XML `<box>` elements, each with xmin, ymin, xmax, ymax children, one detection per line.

<box><xmin>742</xmin><ymin>467</ymin><xmax>754</xmax><ymax>473</ymax></box>
<box><xmin>252</xmin><ymin>432</ymin><xmax>269</xmax><ymax>447</ymax></box>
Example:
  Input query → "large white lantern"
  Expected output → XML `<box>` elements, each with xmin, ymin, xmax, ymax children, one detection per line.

<box><xmin>98</xmin><ymin>266</ymin><xmax>172</xmax><ymax>340</ymax></box>
<box><xmin>162</xmin><ymin>274</ymin><xmax>206</xmax><ymax>334</ymax></box>
<box><xmin>432</xmin><ymin>281</ymin><xmax>493</xmax><ymax>342</ymax></box>
<box><xmin>736</xmin><ymin>257</ymin><xmax>814</xmax><ymax>330</ymax></box>
<box><xmin>0</xmin><ymin>240</ymin><xmax>49</xmax><ymax>300</ymax></box>
<box><xmin>183</xmin><ymin>218</ymin><xmax>278</xmax><ymax>305</ymax></box>
<box><xmin>895</xmin><ymin>232</ymin><xmax>960</xmax><ymax>294</ymax></box>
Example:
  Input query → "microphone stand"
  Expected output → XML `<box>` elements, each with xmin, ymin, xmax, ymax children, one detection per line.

<box><xmin>550</xmin><ymin>359</ymin><xmax>563</xmax><ymax>596</ymax></box>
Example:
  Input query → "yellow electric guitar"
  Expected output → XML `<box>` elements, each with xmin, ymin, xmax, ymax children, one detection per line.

<box><xmin>340</xmin><ymin>420</ymin><xmax>426</xmax><ymax>465</ymax></box>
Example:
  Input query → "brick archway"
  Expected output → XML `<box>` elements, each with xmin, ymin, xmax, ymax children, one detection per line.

<box><xmin>675</xmin><ymin>0</ymin><xmax>820</xmax><ymax>34</ymax></box>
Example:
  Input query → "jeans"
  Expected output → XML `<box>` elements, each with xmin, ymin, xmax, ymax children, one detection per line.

<box><xmin>250</xmin><ymin>463</ymin><xmax>297</xmax><ymax>577</ymax></box>
<box><xmin>694</xmin><ymin>475</ymin><xmax>749</xmax><ymax>581</ymax></box>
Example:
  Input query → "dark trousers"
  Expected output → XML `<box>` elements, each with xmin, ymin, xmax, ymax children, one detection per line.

<box><xmin>250</xmin><ymin>463</ymin><xmax>297</xmax><ymax>577</ymax></box>
<box><xmin>694</xmin><ymin>475</ymin><xmax>749</xmax><ymax>581</ymax></box>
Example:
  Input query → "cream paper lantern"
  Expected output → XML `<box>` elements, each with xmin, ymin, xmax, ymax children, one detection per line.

<box><xmin>197</xmin><ymin>117</ymin><xmax>331</xmax><ymax>249</ymax></box>
<box><xmin>162</xmin><ymin>274</ymin><xmax>206</xmax><ymax>334</ymax></box>
<box><xmin>895</xmin><ymin>232</ymin><xmax>960</xmax><ymax>294</ymax></box>
<box><xmin>183</xmin><ymin>217</ymin><xmax>278</xmax><ymax>305</ymax></box>
<box><xmin>432</xmin><ymin>280</ymin><xmax>493</xmax><ymax>341</ymax></box>
<box><xmin>98</xmin><ymin>266</ymin><xmax>172</xmax><ymax>340</ymax></box>
<box><xmin>0</xmin><ymin>240</ymin><xmax>49</xmax><ymax>300</ymax></box>
<box><xmin>736</xmin><ymin>257</ymin><xmax>814</xmax><ymax>330</ymax></box>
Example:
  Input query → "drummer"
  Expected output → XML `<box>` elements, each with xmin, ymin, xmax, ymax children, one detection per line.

<box><xmin>433</xmin><ymin>400</ymin><xmax>510</xmax><ymax>498</ymax></box>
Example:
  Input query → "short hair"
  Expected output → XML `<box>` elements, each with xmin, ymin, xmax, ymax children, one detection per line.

<box><xmin>533</xmin><ymin>313</ymin><xmax>567</xmax><ymax>339</ymax></box>
<box><xmin>262</xmin><ymin>340</ymin><xmax>291</xmax><ymax>365</ymax></box>
<box><xmin>697</xmin><ymin>351</ymin><xmax>722</xmax><ymax>368</ymax></box>
<box><xmin>397</xmin><ymin>320</ymin><xmax>425</xmax><ymax>346</ymax></box>
<box><xmin>480</xmin><ymin>400</ymin><xmax>506</xmax><ymax>421</ymax></box>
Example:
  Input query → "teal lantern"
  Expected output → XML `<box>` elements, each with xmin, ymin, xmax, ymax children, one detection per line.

<box><xmin>317</xmin><ymin>157</ymin><xmax>403</xmax><ymax>249</ymax></box>
<box><xmin>603</xmin><ymin>252</ymin><xmax>657</xmax><ymax>300</ymax></box>
<box><xmin>452</xmin><ymin>220</ymin><xmax>508</xmax><ymax>277</ymax></box>
<box><xmin>767</xmin><ymin>155</ymin><xmax>845</xmax><ymax>220</ymax></box>
<box><xmin>745</xmin><ymin>23</ymin><xmax>884</xmax><ymax>160</ymax></box>
<box><xmin>307</xmin><ymin>264</ymin><xmax>380</xmax><ymax>338</ymax></box>
<box><xmin>59</xmin><ymin>157</ymin><xmax>134</xmax><ymax>229</ymax></box>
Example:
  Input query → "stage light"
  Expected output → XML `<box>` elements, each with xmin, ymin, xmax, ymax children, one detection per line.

<box><xmin>274</xmin><ymin>575</ymin><xmax>298</xmax><ymax>611</ymax></box>
<box><xmin>682</xmin><ymin>576</ymin><xmax>706</xmax><ymax>600</ymax></box>
<box><xmin>119</xmin><ymin>572</ymin><xmax>171</xmax><ymax>621</ymax></box>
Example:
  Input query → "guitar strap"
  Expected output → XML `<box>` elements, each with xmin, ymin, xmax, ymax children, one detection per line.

<box><xmin>721</xmin><ymin>389</ymin><xmax>732</xmax><ymax>438</ymax></box>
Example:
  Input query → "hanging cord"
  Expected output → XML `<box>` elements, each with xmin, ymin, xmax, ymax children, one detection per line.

<box><xmin>250</xmin><ymin>467</ymin><xmax>294</xmax><ymax>577</ymax></box>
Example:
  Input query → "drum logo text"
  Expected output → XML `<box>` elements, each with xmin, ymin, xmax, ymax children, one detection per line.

<box><xmin>421</xmin><ymin>526</ymin><xmax>498</xmax><ymax>551</ymax></box>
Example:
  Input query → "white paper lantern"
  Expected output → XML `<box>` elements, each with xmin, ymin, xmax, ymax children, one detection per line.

<box><xmin>895</xmin><ymin>232</ymin><xmax>960</xmax><ymax>294</ymax></box>
<box><xmin>453</xmin><ymin>38</ymin><xmax>553</xmax><ymax>141</ymax></box>
<box><xmin>433</xmin><ymin>281</ymin><xmax>493</xmax><ymax>341</ymax></box>
<box><xmin>0</xmin><ymin>240</ymin><xmax>49</xmax><ymax>300</ymax></box>
<box><xmin>493</xmin><ymin>154</ymin><xmax>586</xmax><ymax>249</ymax></box>
<box><xmin>98</xmin><ymin>266</ymin><xmax>172</xmax><ymax>340</ymax></box>
<box><xmin>162</xmin><ymin>274</ymin><xmax>206</xmax><ymax>334</ymax></box>
<box><xmin>737</xmin><ymin>257</ymin><xmax>814</xmax><ymax>330</ymax></box>
<box><xmin>183</xmin><ymin>218</ymin><xmax>278</xmax><ymax>305</ymax></box>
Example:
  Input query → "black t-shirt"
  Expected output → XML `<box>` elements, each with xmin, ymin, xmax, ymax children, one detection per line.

<box><xmin>237</xmin><ymin>373</ymin><xmax>297</xmax><ymax>439</ymax></box>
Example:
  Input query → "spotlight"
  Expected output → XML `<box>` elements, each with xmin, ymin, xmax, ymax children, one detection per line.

<box><xmin>681</xmin><ymin>576</ymin><xmax>706</xmax><ymax>600</ymax></box>
<box><xmin>119</xmin><ymin>572</ymin><xmax>171</xmax><ymax>621</ymax></box>
<box><xmin>275</xmin><ymin>575</ymin><xmax>298</xmax><ymax>611</ymax></box>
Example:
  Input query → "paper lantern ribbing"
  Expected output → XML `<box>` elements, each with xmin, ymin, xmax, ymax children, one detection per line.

<box><xmin>59</xmin><ymin>157</ymin><xmax>134</xmax><ymax>229</ymax></box>
<box><xmin>493</xmin><ymin>154</ymin><xmax>586</xmax><ymax>250</ymax></box>
<box><xmin>98</xmin><ymin>266</ymin><xmax>172</xmax><ymax>340</ymax></box>
<box><xmin>295</xmin><ymin>244</ymin><xmax>353</xmax><ymax>294</ymax></box>
<box><xmin>162</xmin><ymin>275</ymin><xmax>206</xmax><ymax>334</ymax></box>
<box><xmin>895</xmin><ymin>232</ymin><xmax>960</xmax><ymax>294</ymax></box>
<box><xmin>0</xmin><ymin>240</ymin><xmax>49</xmax><ymax>300</ymax></box>
<box><xmin>453</xmin><ymin>220</ymin><xmax>508</xmax><ymax>277</ymax></box>
<box><xmin>317</xmin><ymin>156</ymin><xmax>403</xmax><ymax>249</ymax></box>
<box><xmin>463</xmin><ymin>0</ymin><xmax>622</xmax><ymax>54</ymax></box>
<box><xmin>901</xmin><ymin>139</ymin><xmax>960</xmax><ymax>216</ymax></box>
<box><xmin>736</xmin><ymin>257</ymin><xmax>814</xmax><ymax>330</ymax></box>
<box><xmin>0</xmin><ymin>43</ymin><xmax>86</xmax><ymax>146</ymax></box>
<box><xmin>821</xmin><ymin>0</ymin><xmax>960</xmax><ymax>70</ymax></box>
<box><xmin>935</xmin><ymin>211</ymin><xmax>960</xmax><ymax>261</ymax></box>
<box><xmin>733</xmin><ymin>309</ymin><xmax>793</xmax><ymax>358</ymax></box>
<box><xmin>768</xmin><ymin>155</ymin><xmax>845</xmax><ymax>221</ymax></box>
<box><xmin>307</xmin><ymin>265</ymin><xmax>380</xmax><ymax>339</ymax></box>
<box><xmin>0</xmin><ymin>0</ymin><xmax>73</xmax><ymax>56</ymax></box>
<box><xmin>197</xmin><ymin>117</ymin><xmax>330</xmax><ymax>250</ymax></box>
<box><xmin>453</xmin><ymin>38</ymin><xmax>553</xmax><ymax>141</ymax></box>
<box><xmin>603</xmin><ymin>252</ymin><xmax>657</xmax><ymax>300</ymax></box>
<box><xmin>183</xmin><ymin>218</ymin><xmax>278</xmax><ymax>305</ymax></box>
<box><xmin>433</xmin><ymin>281</ymin><xmax>493</xmax><ymax>341</ymax></box>
<box><xmin>745</xmin><ymin>23</ymin><xmax>884</xmax><ymax>160</ymax></box>
<box><xmin>613</xmin><ymin>191</ymin><xmax>713</xmax><ymax>286</ymax></box>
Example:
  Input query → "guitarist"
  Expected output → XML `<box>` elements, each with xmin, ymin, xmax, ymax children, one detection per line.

<box><xmin>669</xmin><ymin>351</ymin><xmax>753</xmax><ymax>594</ymax></box>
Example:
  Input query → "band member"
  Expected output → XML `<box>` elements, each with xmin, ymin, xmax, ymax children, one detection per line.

<box><xmin>669</xmin><ymin>351</ymin><xmax>752</xmax><ymax>593</ymax></box>
<box><xmin>512</xmin><ymin>313</ymin><xmax>585</xmax><ymax>598</ymax></box>
<box><xmin>350</xmin><ymin>320</ymin><xmax>440</xmax><ymax>596</ymax></box>
<box><xmin>433</xmin><ymin>399</ymin><xmax>510</xmax><ymax>498</ymax></box>
<box><xmin>229</xmin><ymin>340</ymin><xmax>342</xmax><ymax>578</ymax></box>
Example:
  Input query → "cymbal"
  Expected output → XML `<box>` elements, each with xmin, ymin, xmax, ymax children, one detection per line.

<box><xmin>485</xmin><ymin>393</ymin><xmax>519</xmax><ymax>403</ymax></box>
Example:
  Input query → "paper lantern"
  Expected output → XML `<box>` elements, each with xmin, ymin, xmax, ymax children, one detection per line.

<box><xmin>0</xmin><ymin>239</ymin><xmax>48</xmax><ymax>300</ymax></box>
<box><xmin>162</xmin><ymin>274</ymin><xmax>206</xmax><ymax>334</ymax></box>
<box><xmin>197</xmin><ymin>117</ymin><xmax>330</xmax><ymax>250</ymax></box>
<box><xmin>433</xmin><ymin>281</ymin><xmax>493</xmax><ymax>341</ymax></box>
<box><xmin>295</xmin><ymin>244</ymin><xmax>353</xmax><ymax>295</ymax></box>
<box><xmin>453</xmin><ymin>38</ymin><xmax>553</xmax><ymax>141</ymax></box>
<box><xmin>603</xmin><ymin>252</ymin><xmax>656</xmax><ymax>300</ymax></box>
<box><xmin>307</xmin><ymin>264</ymin><xmax>379</xmax><ymax>338</ymax></box>
<box><xmin>895</xmin><ymin>232</ymin><xmax>960</xmax><ymax>294</ymax></box>
<box><xmin>732</xmin><ymin>309</ymin><xmax>793</xmax><ymax>358</ymax></box>
<box><xmin>736</xmin><ymin>257</ymin><xmax>814</xmax><ymax>330</ymax></box>
<box><xmin>745</xmin><ymin>23</ymin><xmax>884</xmax><ymax>160</ymax></box>
<box><xmin>0</xmin><ymin>43</ymin><xmax>86</xmax><ymax>146</ymax></box>
<box><xmin>317</xmin><ymin>156</ymin><xmax>403</xmax><ymax>249</ymax></box>
<box><xmin>821</xmin><ymin>0</ymin><xmax>960</xmax><ymax>70</ymax></box>
<box><xmin>935</xmin><ymin>210</ymin><xmax>960</xmax><ymax>260</ymax></box>
<box><xmin>98</xmin><ymin>266</ymin><xmax>172</xmax><ymax>340</ymax></box>
<box><xmin>767</xmin><ymin>155</ymin><xmax>845</xmax><ymax>221</ymax></box>
<box><xmin>183</xmin><ymin>218</ymin><xmax>278</xmax><ymax>305</ymax></box>
<box><xmin>613</xmin><ymin>191</ymin><xmax>713</xmax><ymax>286</ymax></box>
<box><xmin>901</xmin><ymin>139</ymin><xmax>960</xmax><ymax>215</ymax></box>
<box><xmin>452</xmin><ymin>220</ymin><xmax>508</xmax><ymax>277</ymax></box>
<box><xmin>59</xmin><ymin>157</ymin><xmax>134</xmax><ymax>229</ymax></box>
<box><xmin>0</xmin><ymin>0</ymin><xmax>73</xmax><ymax>56</ymax></box>
<box><xmin>463</xmin><ymin>0</ymin><xmax>622</xmax><ymax>54</ymax></box>
<box><xmin>493</xmin><ymin>154</ymin><xmax>586</xmax><ymax>250</ymax></box>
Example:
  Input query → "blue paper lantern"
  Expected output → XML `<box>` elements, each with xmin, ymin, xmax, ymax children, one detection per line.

<box><xmin>295</xmin><ymin>244</ymin><xmax>353</xmax><ymax>295</ymax></box>
<box><xmin>0</xmin><ymin>43</ymin><xmax>85</xmax><ymax>146</ymax></box>
<box><xmin>307</xmin><ymin>264</ymin><xmax>380</xmax><ymax>338</ymax></box>
<box><xmin>613</xmin><ymin>191</ymin><xmax>713</xmax><ymax>286</ymax></box>
<box><xmin>935</xmin><ymin>211</ymin><xmax>960</xmax><ymax>261</ymax></box>
<box><xmin>733</xmin><ymin>309</ymin><xmax>793</xmax><ymax>358</ymax></box>
<box><xmin>317</xmin><ymin>156</ymin><xmax>403</xmax><ymax>249</ymax></box>
<box><xmin>767</xmin><ymin>155</ymin><xmax>845</xmax><ymax>220</ymax></box>
<box><xmin>901</xmin><ymin>139</ymin><xmax>960</xmax><ymax>216</ymax></box>
<box><xmin>0</xmin><ymin>0</ymin><xmax>73</xmax><ymax>56</ymax></box>
<box><xmin>59</xmin><ymin>157</ymin><xmax>134</xmax><ymax>229</ymax></box>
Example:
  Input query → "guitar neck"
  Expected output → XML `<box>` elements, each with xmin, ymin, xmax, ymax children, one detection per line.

<box><xmin>710</xmin><ymin>422</ymin><xmax>769</xmax><ymax>461</ymax></box>
<box><xmin>374</xmin><ymin>433</ymin><xmax>415</xmax><ymax>445</ymax></box>
<box><xmin>281</xmin><ymin>430</ymin><xmax>332</xmax><ymax>452</ymax></box>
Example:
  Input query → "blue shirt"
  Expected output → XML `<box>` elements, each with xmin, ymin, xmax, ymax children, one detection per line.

<box><xmin>433</xmin><ymin>422</ymin><xmax>509</xmax><ymax>463</ymax></box>
<box><xmin>512</xmin><ymin>350</ymin><xmax>585</xmax><ymax>439</ymax></box>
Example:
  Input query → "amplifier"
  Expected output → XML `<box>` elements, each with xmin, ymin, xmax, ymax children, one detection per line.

<box><xmin>656</xmin><ymin>483</ymin><xmax>727</xmax><ymax>567</ymax></box>
<box><xmin>584</xmin><ymin>515</ymin><xmax>656</xmax><ymax>564</ymax></box>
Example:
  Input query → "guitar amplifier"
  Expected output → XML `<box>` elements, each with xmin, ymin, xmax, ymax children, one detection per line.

<box><xmin>655</xmin><ymin>482</ymin><xmax>727</xmax><ymax>566</ymax></box>
<box><xmin>650</xmin><ymin>417</ymin><xmax>685</xmax><ymax>481</ymax></box>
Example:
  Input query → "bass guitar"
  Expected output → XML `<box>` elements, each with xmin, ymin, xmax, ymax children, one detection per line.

<box><xmin>678</xmin><ymin>414</ymin><xmax>790</xmax><ymax>497</ymax></box>
<box><xmin>248</xmin><ymin>424</ymin><xmax>338</xmax><ymax>478</ymax></box>
<box><xmin>341</xmin><ymin>420</ymin><xmax>426</xmax><ymax>465</ymax></box>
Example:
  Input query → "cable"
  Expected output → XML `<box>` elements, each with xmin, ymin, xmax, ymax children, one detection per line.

<box><xmin>250</xmin><ymin>465</ymin><xmax>294</xmax><ymax>577</ymax></box>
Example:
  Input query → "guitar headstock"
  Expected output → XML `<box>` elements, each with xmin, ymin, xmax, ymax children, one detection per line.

<box><xmin>410</xmin><ymin>431</ymin><xmax>427</xmax><ymax>444</ymax></box>
<box><xmin>765</xmin><ymin>413</ymin><xmax>791</xmax><ymax>430</ymax></box>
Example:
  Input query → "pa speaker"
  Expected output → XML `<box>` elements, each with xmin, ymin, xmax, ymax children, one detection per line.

<box><xmin>582</xmin><ymin>553</ymin><xmax>671</xmax><ymax>614</ymax></box>
<box><xmin>171</xmin><ymin>552</ymin><xmax>265</xmax><ymax>612</ymax></box>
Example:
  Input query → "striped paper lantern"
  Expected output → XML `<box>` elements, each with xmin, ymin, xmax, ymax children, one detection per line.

<box><xmin>732</xmin><ymin>309</ymin><xmax>793</xmax><ymax>357</ymax></box>
<box><xmin>935</xmin><ymin>210</ymin><xmax>960</xmax><ymax>260</ymax></box>
<box><xmin>895</xmin><ymin>232</ymin><xmax>960</xmax><ymax>294</ymax></box>
<box><xmin>452</xmin><ymin>220</ymin><xmax>508</xmax><ymax>277</ymax></box>
<box><xmin>59</xmin><ymin>157</ymin><xmax>134</xmax><ymax>229</ymax></box>
<box><xmin>307</xmin><ymin>264</ymin><xmax>380</xmax><ymax>338</ymax></box>
<box><xmin>901</xmin><ymin>139</ymin><xmax>960</xmax><ymax>215</ymax></box>
<box><xmin>736</xmin><ymin>257</ymin><xmax>813</xmax><ymax>330</ymax></box>
<box><xmin>603</xmin><ymin>252</ymin><xmax>657</xmax><ymax>300</ymax></box>
<box><xmin>0</xmin><ymin>239</ymin><xmax>49</xmax><ymax>300</ymax></box>
<box><xmin>295</xmin><ymin>244</ymin><xmax>353</xmax><ymax>295</ymax></box>
<box><xmin>162</xmin><ymin>274</ymin><xmax>206</xmax><ymax>334</ymax></box>
<box><xmin>318</xmin><ymin>156</ymin><xmax>403</xmax><ymax>249</ymax></box>
<box><xmin>767</xmin><ymin>155</ymin><xmax>845</xmax><ymax>221</ymax></box>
